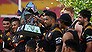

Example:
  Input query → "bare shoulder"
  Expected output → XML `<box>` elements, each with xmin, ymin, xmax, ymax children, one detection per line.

<box><xmin>87</xmin><ymin>41</ymin><xmax>92</xmax><ymax>45</ymax></box>
<box><xmin>62</xmin><ymin>32</ymin><xmax>73</xmax><ymax>42</ymax></box>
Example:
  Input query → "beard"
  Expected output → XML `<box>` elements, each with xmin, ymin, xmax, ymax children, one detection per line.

<box><xmin>59</xmin><ymin>24</ymin><xmax>63</xmax><ymax>29</ymax></box>
<box><xmin>78</xmin><ymin>21</ymin><xmax>84</xmax><ymax>26</ymax></box>
<box><xmin>44</xmin><ymin>24</ymin><xmax>52</xmax><ymax>30</ymax></box>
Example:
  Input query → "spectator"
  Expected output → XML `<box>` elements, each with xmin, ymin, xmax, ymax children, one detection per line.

<box><xmin>58</xmin><ymin>14</ymin><xmax>80</xmax><ymax>52</ymax></box>
<box><xmin>60</xmin><ymin>6</ymin><xmax>74</xmax><ymax>22</ymax></box>
<box><xmin>60</xmin><ymin>6</ymin><xmax>83</xmax><ymax>41</ymax></box>
<box><xmin>42</xmin><ymin>10</ymin><xmax>63</xmax><ymax>52</ymax></box>
<box><xmin>11</xmin><ymin>17</ymin><xmax>20</xmax><ymax>52</ymax></box>
<box><xmin>78</xmin><ymin>9</ymin><xmax>92</xmax><ymax>52</ymax></box>
<box><xmin>11</xmin><ymin>17</ymin><xmax>20</xmax><ymax>33</ymax></box>
<box><xmin>2</xmin><ymin>17</ymin><xmax>13</xmax><ymax>51</ymax></box>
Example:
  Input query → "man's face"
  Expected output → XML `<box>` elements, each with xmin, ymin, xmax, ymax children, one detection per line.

<box><xmin>25</xmin><ymin>14</ymin><xmax>34</xmax><ymax>23</ymax></box>
<box><xmin>43</xmin><ymin>16</ymin><xmax>52</xmax><ymax>28</ymax></box>
<box><xmin>58</xmin><ymin>20</ymin><xmax>64</xmax><ymax>29</ymax></box>
<box><xmin>25</xmin><ymin>14</ymin><xmax>31</xmax><ymax>22</ymax></box>
<box><xmin>2</xmin><ymin>21</ymin><xmax>11</xmax><ymax>31</ymax></box>
<box><xmin>12</xmin><ymin>21</ymin><xmax>19</xmax><ymax>32</ymax></box>
<box><xmin>78</xmin><ymin>14</ymin><xmax>84</xmax><ymax>25</ymax></box>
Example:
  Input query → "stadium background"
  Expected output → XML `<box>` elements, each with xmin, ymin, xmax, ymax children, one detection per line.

<box><xmin>0</xmin><ymin>0</ymin><xmax>62</xmax><ymax>31</ymax></box>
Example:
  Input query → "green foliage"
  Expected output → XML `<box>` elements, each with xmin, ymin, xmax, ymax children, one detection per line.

<box><xmin>90</xmin><ymin>17</ymin><xmax>92</xmax><ymax>24</ymax></box>
<box><xmin>59</xmin><ymin>0</ymin><xmax>92</xmax><ymax>21</ymax></box>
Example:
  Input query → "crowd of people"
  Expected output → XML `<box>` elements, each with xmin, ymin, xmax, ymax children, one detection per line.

<box><xmin>0</xmin><ymin>2</ymin><xmax>92</xmax><ymax>52</ymax></box>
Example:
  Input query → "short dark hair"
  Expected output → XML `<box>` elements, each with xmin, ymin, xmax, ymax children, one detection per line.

<box><xmin>11</xmin><ymin>17</ymin><xmax>20</xmax><ymax>23</ymax></box>
<box><xmin>3</xmin><ymin>17</ymin><xmax>11</xmax><ymax>23</ymax></box>
<box><xmin>58</xmin><ymin>13</ymin><xmax>72</xmax><ymax>26</ymax></box>
<box><xmin>43</xmin><ymin>10</ymin><xmax>49</xmax><ymax>13</ymax></box>
<box><xmin>65</xmin><ymin>39</ymin><xmax>80</xmax><ymax>52</ymax></box>
<box><xmin>26</xmin><ymin>39</ymin><xmax>36</xmax><ymax>49</ymax></box>
<box><xmin>11</xmin><ymin>17</ymin><xmax>20</xmax><ymax>25</ymax></box>
<box><xmin>79</xmin><ymin>9</ymin><xmax>91</xmax><ymax>22</ymax></box>
<box><xmin>44</xmin><ymin>10</ymin><xmax>57</xmax><ymax>20</ymax></box>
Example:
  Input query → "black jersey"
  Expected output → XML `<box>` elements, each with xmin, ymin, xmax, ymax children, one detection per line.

<box><xmin>2</xmin><ymin>29</ymin><xmax>14</xmax><ymax>50</ymax></box>
<box><xmin>67</xmin><ymin>29</ymin><xmax>79</xmax><ymax>44</ymax></box>
<box><xmin>66</xmin><ymin>29</ymin><xmax>81</xmax><ymax>52</ymax></box>
<box><xmin>43</xmin><ymin>24</ymin><xmax>63</xmax><ymax>52</ymax></box>
<box><xmin>80</xmin><ymin>23</ymin><xmax>92</xmax><ymax>52</ymax></box>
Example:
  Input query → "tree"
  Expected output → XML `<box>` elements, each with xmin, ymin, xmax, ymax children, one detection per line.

<box><xmin>59</xmin><ymin>0</ymin><xmax>92</xmax><ymax>22</ymax></box>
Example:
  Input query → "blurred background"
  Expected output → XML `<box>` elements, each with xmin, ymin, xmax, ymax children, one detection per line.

<box><xmin>0</xmin><ymin>0</ymin><xmax>92</xmax><ymax>30</ymax></box>
<box><xmin>0</xmin><ymin>0</ymin><xmax>62</xmax><ymax>16</ymax></box>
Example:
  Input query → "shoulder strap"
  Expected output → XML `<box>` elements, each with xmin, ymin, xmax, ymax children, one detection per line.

<box><xmin>85</xmin><ymin>25</ymin><xmax>92</xmax><ymax>30</ymax></box>
<box><xmin>51</xmin><ymin>27</ymin><xmax>62</xmax><ymax>33</ymax></box>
